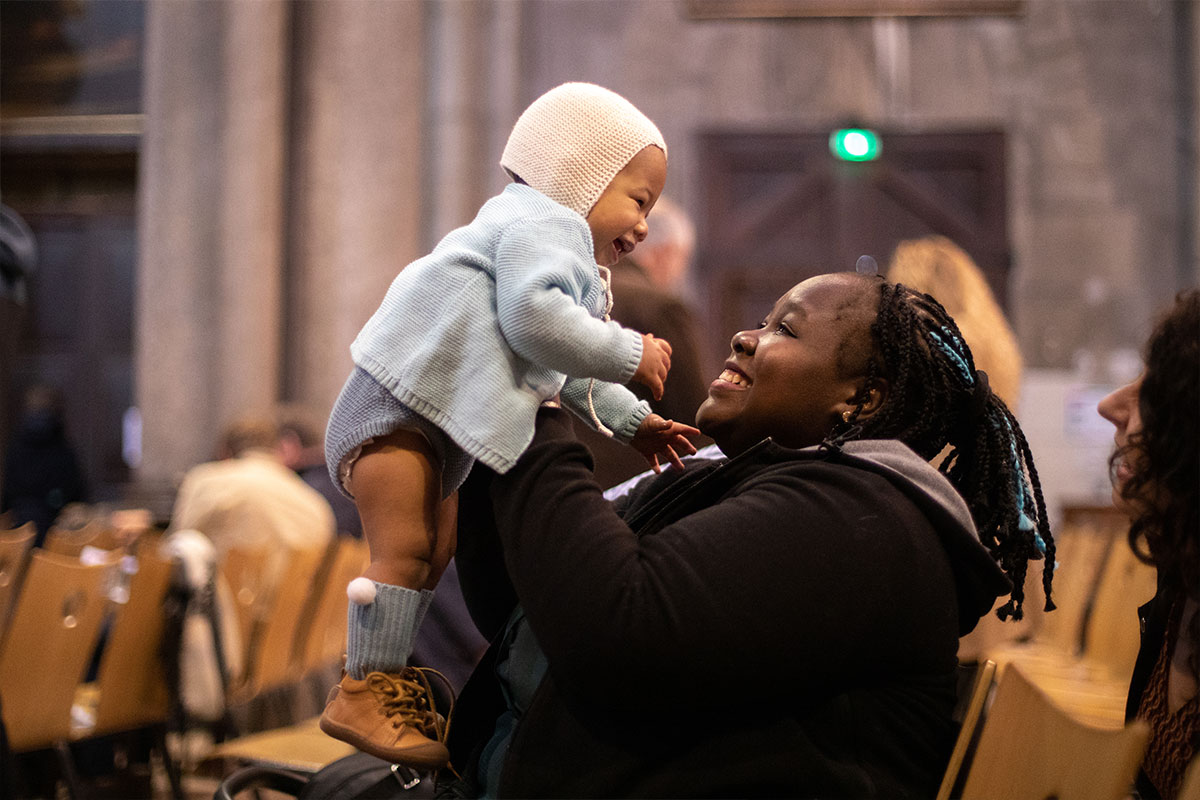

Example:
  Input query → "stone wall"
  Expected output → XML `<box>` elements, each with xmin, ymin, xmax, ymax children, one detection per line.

<box><xmin>495</xmin><ymin>0</ymin><xmax>1195</xmax><ymax>374</ymax></box>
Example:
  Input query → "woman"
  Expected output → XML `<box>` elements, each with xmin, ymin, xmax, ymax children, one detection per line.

<box><xmin>1098</xmin><ymin>289</ymin><xmax>1199</xmax><ymax>800</ymax></box>
<box><xmin>447</xmin><ymin>271</ymin><xmax>1055</xmax><ymax>798</ymax></box>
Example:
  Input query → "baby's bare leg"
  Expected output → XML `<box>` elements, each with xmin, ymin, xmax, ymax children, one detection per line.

<box><xmin>430</xmin><ymin>491</ymin><xmax>458</xmax><ymax>590</ymax></box>
<box><xmin>349</xmin><ymin>429</ymin><xmax>444</xmax><ymax>590</ymax></box>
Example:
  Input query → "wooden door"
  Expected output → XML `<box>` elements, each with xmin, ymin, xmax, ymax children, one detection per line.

<box><xmin>695</xmin><ymin>130</ymin><xmax>1009</xmax><ymax>367</ymax></box>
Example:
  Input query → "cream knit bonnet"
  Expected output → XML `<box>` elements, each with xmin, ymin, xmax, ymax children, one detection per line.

<box><xmin>500</xmin><ymin>82</ymin><xmax>667</xmax><ymax>218</ymax></box>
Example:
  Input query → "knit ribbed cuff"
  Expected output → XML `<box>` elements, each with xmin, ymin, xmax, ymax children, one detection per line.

<box><xmin>345</xmin><ymin>581</ymin><xmax>422</xmax><ymax>679</ymax></box>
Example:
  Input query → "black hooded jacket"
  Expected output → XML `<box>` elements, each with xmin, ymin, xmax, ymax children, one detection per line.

<box><xmin>450</xmin><ymin>406</ymin><xmax>1010</xmax><ymax>798</ymax></box>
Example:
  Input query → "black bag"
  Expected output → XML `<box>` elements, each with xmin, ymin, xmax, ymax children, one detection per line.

<box><xmin>299</xmin><ymin>753</ymin><xmax>437</xmax><ymax>800</ymax></box>
<box><xmin>214</xmin><ymin>753</ymin><xmax>444</xmax><ymax>800</ymax></box>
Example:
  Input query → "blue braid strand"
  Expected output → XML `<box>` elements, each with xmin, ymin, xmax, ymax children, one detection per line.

<box><xmin>927</xmin><ymin>328</ymin><xmax>974</xmax><ymax>385</ymax></box>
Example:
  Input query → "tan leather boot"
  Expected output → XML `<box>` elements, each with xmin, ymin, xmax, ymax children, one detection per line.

<box><xmin>319</xmin><ymin>667</ymin><xmax>449</xmax><ymax>768</ymax></box>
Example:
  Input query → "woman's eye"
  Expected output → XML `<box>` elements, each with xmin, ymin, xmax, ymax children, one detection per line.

<box><xmin>775</xmin><ymin>323</ymin><xmax>795</xmax><ymax>337</ymax></box>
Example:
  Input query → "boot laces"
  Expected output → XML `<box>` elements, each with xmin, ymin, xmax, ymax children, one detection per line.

<box><xmin>367</xmin><ymin>667</ymin><xmax>455</xmax><ymax>741</ymax></box>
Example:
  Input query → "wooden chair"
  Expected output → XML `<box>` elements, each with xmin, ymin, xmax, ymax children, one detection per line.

<box><xmin>69</xmin><ymin>544</ymin><xmax>184</xmax><ymax>798</ymax></box>
<box><xmin>1077</xmin><ymin>538</ymin><xmax>1157</xmax><ymax>679</ymax></box>
<box><xmin>205</xmin><ymin>715</ymin><xmax>355</xmax><ymax>774</ymax></box>
<box><xmin>987</xmin><ymin>526</ymin><xmax>1157</xmax><ymax>729</ymax></box>
<box><xmin>0</xmin><ymin>549</ymin><xmax>118</xmax><ymax>796</ymax></box>
<box><xmin>959</xmin><ymin>663</ymin><xmax>1150</xmax><ymax>800</ymax></box>
<box><xmin>937</xmin><ymin>659</ymin><xmax>997</xmax><ymax>800</ymax></box>
<box><xmin>0</xmin><ymin>522</ymin><xmax>36</xmax><ymax>644</ymax></box>
<box><xmin>984</xmin><ymin>517</ymin><xmax>1117</xmax><ymax>670</ymax></box>
<box><xmin>43</xmin><ymin>519</ymin><xmax>123</xmax><ymax>558</ymax></box>
<box><xmin>297</xmin><ymin>537</ymin><xmax>370</xmax><ymax>674</ymax></box>
<box><xmin>219</xmin><ymin>542</ymin><xmax>277</xmax><ymax>680</ymax></box>
<box><xmin>239</xmin><ymin>545</ymin><xmax>326</xmax><ymax>697</ymax></box>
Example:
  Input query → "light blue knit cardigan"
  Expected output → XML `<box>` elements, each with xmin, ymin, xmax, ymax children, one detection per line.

<box><xmin>343</xmin><ymin>183</ymin><xmax>651</xmax><ymax>475</ymax></box>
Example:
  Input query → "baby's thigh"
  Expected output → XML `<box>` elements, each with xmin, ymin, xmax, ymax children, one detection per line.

<box><xmin>351</xmin><ymin>430</ymin><xmax>442</xmax><ymax>570</ymax></box>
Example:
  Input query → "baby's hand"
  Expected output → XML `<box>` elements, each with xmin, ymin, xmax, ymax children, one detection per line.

<box><xmin>631</xmin><ymin>413</ymin><xmax>701</xmax><ymax>474</ymax></box>
<box><xmin>632</xmin><ymin>333</ymin><xmax>672</xmax><ymax>401</ymax></box>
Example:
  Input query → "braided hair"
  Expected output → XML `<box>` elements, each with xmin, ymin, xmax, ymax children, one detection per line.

<box><xmin>831</xmin><ymin>280</ymin><xmax>1055</xmax><ymax>621</ymax></box>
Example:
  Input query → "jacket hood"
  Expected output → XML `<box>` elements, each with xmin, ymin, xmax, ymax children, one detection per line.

<box><xmin>836</xmin><ymin>438</ymin><xmax>1013</xmax><ymax>635</ymax></box>
<box><xmin>610</xmin><ymin>438</ymin><xmax>1014</xmax><ymax>635</ymax></box>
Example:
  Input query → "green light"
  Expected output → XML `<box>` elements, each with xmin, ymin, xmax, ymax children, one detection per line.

<box><xmin>829</xmin><ymin>128</ymin><xmax>881</xmax><ymax>162</ymax></box>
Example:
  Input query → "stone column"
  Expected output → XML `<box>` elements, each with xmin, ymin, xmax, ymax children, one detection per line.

<box><xmin>136</xmin><ymin>0</ymin><xmax>289</xmax><ymax>487</ymax></box>
<box><xmin>283</xmin><ymin>0</ymin><xmax>428</xmax><ymax>415</ymax></box>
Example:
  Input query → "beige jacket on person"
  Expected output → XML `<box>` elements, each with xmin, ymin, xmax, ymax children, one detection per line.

<box><xmin>170</xmin><ymin>448</ymin><xmax>336</xmax><ymax>592</ymax></box>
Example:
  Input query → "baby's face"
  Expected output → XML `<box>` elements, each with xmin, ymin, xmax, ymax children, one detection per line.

<box><xmin>586</xmin><ymin>145</ymin><xmax>666</xmax><ymax>267</ymax></box>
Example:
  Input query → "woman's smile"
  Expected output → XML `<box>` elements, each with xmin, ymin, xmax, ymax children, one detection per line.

<box><xmin>712</xmin><ymin>364</ymin><xmax>751</xmax><ymax>389</ymax></box>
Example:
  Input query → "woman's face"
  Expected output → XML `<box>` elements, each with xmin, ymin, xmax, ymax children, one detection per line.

<box><xmin>696</xmin><ymin>273</ymin><xmax>876</xmax><ymax>456</ymax></box>
<box><xmin>1097</xmin><ymin>373</ymin><xmax>1146</xmax><ymax>513</ymax></box>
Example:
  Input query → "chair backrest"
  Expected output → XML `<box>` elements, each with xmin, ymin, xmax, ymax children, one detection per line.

<box><xmin>960</xmin><ymin>663</ymin><xmax>1151</xmax><ymax>800</ymax></box>
<box><xmin>219</xmin><ymin>542</ymin><xmax>277</xmax><ymax>668</ymax></box>
<box><xmin>86</xmin><ymin>544</ymin><xmax>176</xmax><ymax>736</ymax></box>
<box><xmin>1080</xmin><ymin>540</ymin><xmax>1158</xmax><ymax>679</ymax></box>
<box><xmin>43</xmin><ymin>520</ymin><xmax>122</xmax><ymax>557</ymax></box>
<box><xmin>0</xmin><ymin>522</ymin><xmax>36</xmax><ymax>644</ymax></box>
<box><xmin>936</xmin><ymin>659</ymin><xmax>997</xmax><ymax>800</ymax></box>
<box><xmin>0</xmin><ymin>549</ymin><xmax>117</xmax><ymax>751</ymax></box>
<box><xmin>299</xmin><ymin>537</ymin><xmax>369</xmax><ymax>673</ymax></box>
<box><xmin>242</xmin><ymin>545</ymin><xmax>326</xmax><ymax>695</ymax></box>
<box><xmin>1026</xmin><ymin>518</ymin><xmax>1117</xmax><ymax>655</ymax></box>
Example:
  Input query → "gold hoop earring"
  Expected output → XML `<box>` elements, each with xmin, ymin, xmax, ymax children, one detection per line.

<box><xmin>842</xmin><ymin>410</ymin><xmax>853</xmax><ymax>423</ymax></box>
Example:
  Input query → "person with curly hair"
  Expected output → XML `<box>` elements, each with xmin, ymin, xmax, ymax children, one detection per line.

<box><xmin>1098</xmin><ymin>288</ymin><xmax>1199</xmax><ymax>800</ymax></box>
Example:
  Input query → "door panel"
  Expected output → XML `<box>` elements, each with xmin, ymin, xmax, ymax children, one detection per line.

<box><xmin>696</xmin><ymin>130</ymin><xmax>1008</xmax><ymax>367</ymax></box>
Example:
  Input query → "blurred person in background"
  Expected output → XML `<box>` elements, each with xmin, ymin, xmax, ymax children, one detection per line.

<box><xmin>169</xmin><ymin>411</ymin><xmax>335</xmax><ymax>593</ymax></box>
<box><xmin>1098</xmin><ymin>289</ymin><xmax>1198</xmax><ymax>800</ymax></box>
<box><xmin>574</xmin><ymin>194</ymin><xmax>713</xmax><ymax>487</ymax></box>
<box><xmin>0</xmin><ymin>204</ymin><xmax>38</xmax><ymax>510</ymax></box>
<box><xmin>886</xmin><ymin>235</ymin><xmax>1022</xmax><ymax>410</ymax></box>
<box><xmin>1</xmin><ymin>383</ymin><xmax>88</xmax><ymax>546</ymax></box>
<box><xmin>276</xmin><ymin>404</ymin><xmax>363</xmax><ymax>540</ymax></box>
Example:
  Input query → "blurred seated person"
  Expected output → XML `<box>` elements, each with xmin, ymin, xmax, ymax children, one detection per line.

<box><xmin>573</xmin><ymin>195</ymin><xmax>712</xmax><ymax>487</ymax></box>
<box><xmin>1098</xmin><ymin>289</ymin><xmax>1198</xmax><ymax>800</ymax></box>
<box><xmin>276</xmin><ymin>404</ymin><xmax>362</xmax><ymax>539</ymax></box>
<box><xmin>886</xmin><ymin>235</ymin><xmax>1022</xmax><ymax>410</ymax></box>
<box><xmin>169</xmin><ymin>412</ymin><xmax>335</xmax><ymax>593</ymax></box>
<box><xmin>1</xmin><ymin>384</ymin><xmax>88</xmax><ymax>546</ymax></box>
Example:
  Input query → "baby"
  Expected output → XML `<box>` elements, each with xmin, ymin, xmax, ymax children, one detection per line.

<box><xmin>319</xmin><ymin>82</ymin><xmax>699</xmax><ymax>767</ymax></box>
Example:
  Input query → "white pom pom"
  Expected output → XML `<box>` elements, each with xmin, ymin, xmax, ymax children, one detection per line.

<box><xmin>347</xmin><ymin>577</ymin><xmax>377</xmax><ymax>606</ymax></box>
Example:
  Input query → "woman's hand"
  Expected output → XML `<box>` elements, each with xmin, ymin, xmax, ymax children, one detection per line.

<box><xmin>630</xmin><ymin>412</ymin><xmax>700</xmax><ymax>473</ymax></box>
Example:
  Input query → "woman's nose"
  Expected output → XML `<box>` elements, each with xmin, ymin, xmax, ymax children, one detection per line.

<box><xmin>1097</xmin><ymin>382</ymin><xmax>1132</xmax><ymax>427</ymax></box>
<box><xmin>731</xmin><ymin>329</ymin><xmax>757</xmax><ymax>354</ymax></box>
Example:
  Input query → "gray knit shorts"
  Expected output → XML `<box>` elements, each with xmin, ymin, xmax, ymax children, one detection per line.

<box><xmin>326</xmin><ymin>367</ymin><xmax>475</xmax><ymax>501</ymax></box>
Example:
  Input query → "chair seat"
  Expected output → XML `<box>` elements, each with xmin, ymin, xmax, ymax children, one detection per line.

<box><xmin>206</xmin><ymin>716</ymin><xmax>356</xmax><ymax>773</ymax></box>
